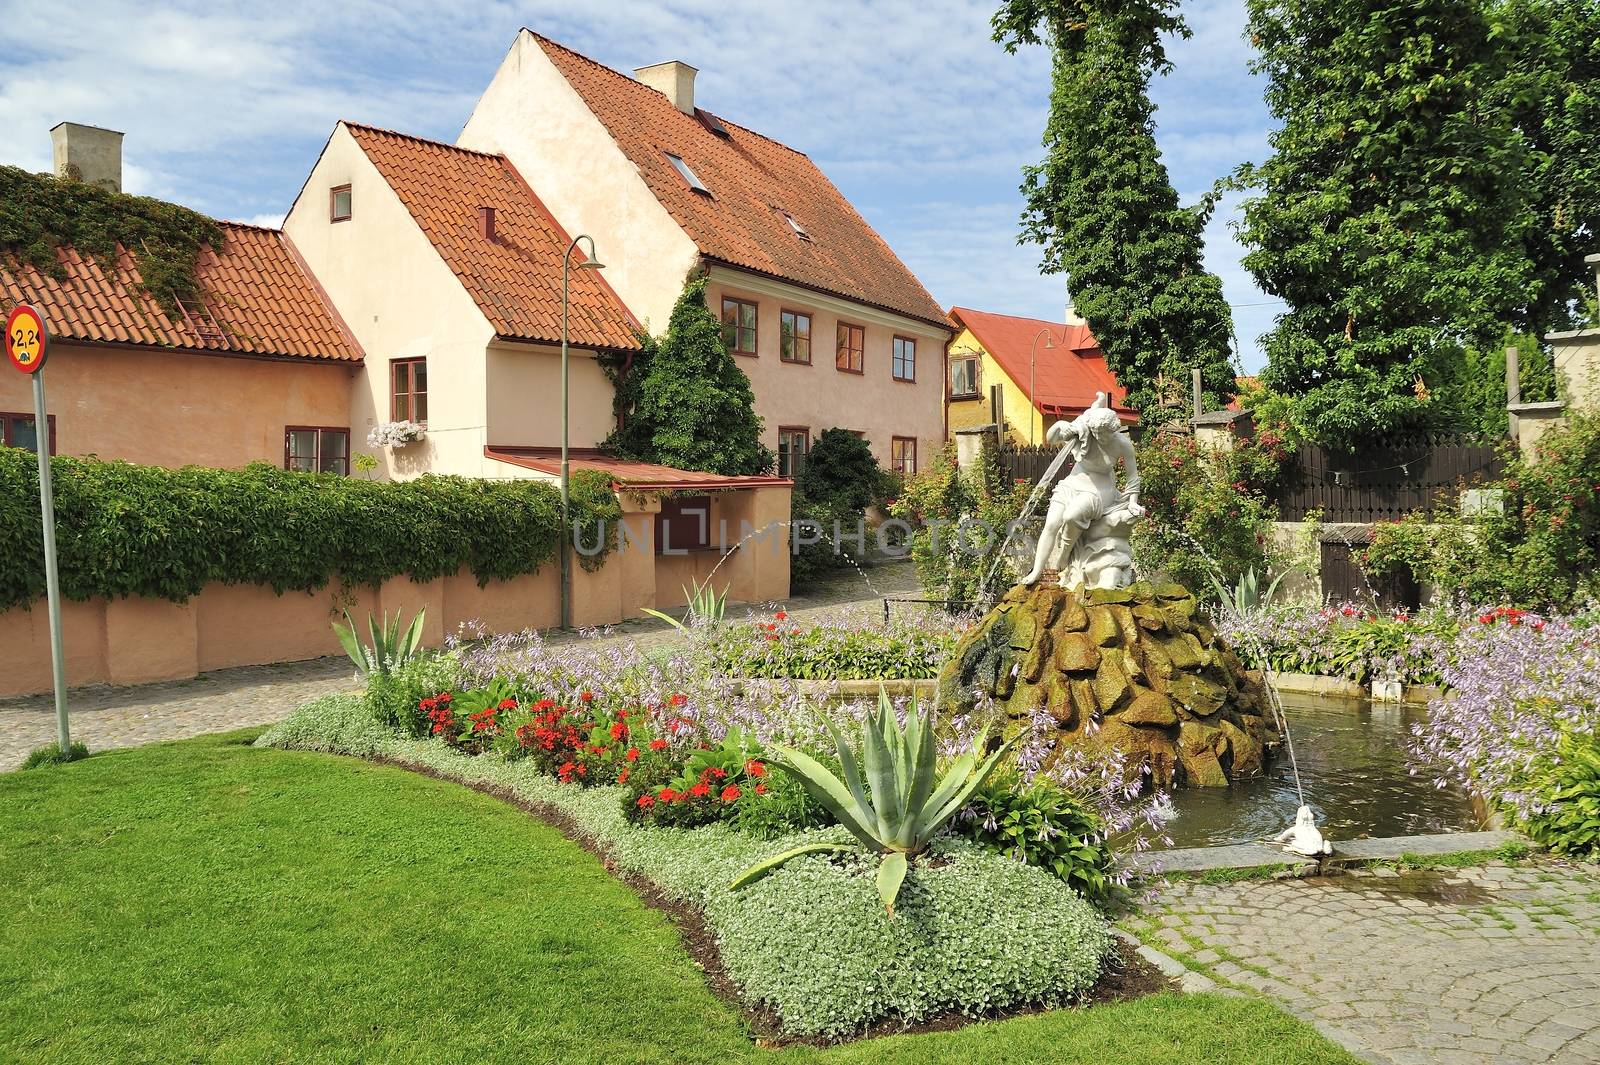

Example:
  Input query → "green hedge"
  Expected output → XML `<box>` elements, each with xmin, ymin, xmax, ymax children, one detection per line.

<box><xmin>0</xmin><ymin>450</ymin><xmax>620</xmax><ymax>608</ymax></box>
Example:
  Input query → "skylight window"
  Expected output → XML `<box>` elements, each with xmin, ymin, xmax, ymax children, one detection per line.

<box><xmin>664</xmin><ymin>152</ymin><xmax>710</xmax><ymax>195</ymax></box>
<box><xmin>696</xmin><ymin>109</ymin><xmax>732</xmax><ymax>139</ymax></box>
<box><xmin>782</xmin><ymin>211</ymin><xmax>810</xmax><ymax>241</ymax></box>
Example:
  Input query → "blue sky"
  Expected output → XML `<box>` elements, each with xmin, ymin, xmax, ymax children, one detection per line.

<box><xmin>0</xmin><ymin>0</ymin><xmax>1281</xmax><ymax>369</ymax></box>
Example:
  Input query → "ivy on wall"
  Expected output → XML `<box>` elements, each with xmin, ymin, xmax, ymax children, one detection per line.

<box><xmin>0</xmin><ymin>452</ymin><xmax>621</xmax><ymax>610</ymax></box>
<box><xmin>0</xmin><ymin>165</ymin><xmax>225</xmax><ymax>313</ymax></box>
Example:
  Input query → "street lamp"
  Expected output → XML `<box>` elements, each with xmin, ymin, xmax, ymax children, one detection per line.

<box><xmin>1030</xmin><ymin>327</ymin><xmax>1057</xmax><ymax>445</ymax></box>
<box><xmin>561</xmin><ymin>234</ymin><xmax>605</xmax><ymax>630</ymax></box>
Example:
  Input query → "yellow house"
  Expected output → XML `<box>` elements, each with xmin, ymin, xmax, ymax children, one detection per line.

<box><xmin>946</xmin><ymin>306</ymin><xmax>1136</xmax><ymax>445</ymax></box>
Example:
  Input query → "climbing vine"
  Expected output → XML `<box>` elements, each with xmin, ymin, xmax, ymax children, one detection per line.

<box><xmin>0</xmin><ymin>165</ymin><xmax>225</xmax><ymax>313</ymax></box>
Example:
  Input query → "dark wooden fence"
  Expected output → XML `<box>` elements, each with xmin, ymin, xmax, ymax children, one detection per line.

<box><xmin>997</xmin><ymin>445</ymin><xmax>1074</xmax><ymax>491</ymax></box>
<box><xmin>1275</xmin><ymin>436</ymin><xmax>1505</xmax><ymax>523</ymax></box>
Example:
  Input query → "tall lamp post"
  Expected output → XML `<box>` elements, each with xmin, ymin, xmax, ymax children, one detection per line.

<box><xmin>561</xmin><ymin>235</ymin><xmax>605</xmax><ymax>630</ymax></box>
<box><xmin>1029</xmin><ymin>328</ymin><xmax>1057</xmax><ymax>445</ymax></box>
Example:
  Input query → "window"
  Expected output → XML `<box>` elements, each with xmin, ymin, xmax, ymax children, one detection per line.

<box><xmin>836</xmin><ymin>322</ymin><xmax>864</xmax><ymax>374</ymax></box>
<box><xmin>892</xmin><ymin>336</ymin><xmax>917</xmax><ymax>382</ymax></box>
<box><xmin>391</xmin><ymin>358</ymin><xmax>428</xmax><ymax>422</ymax></box>
<box><xmin>782</xmin><ymin>211</ymin><xmax>810</xmax><ymax>241</ymax></box>
<box><xmin>721</xmin><ymin>297</ymin><xmax>758</xmax><ymax>356</ymax></box>
<box><xmin>949</xmin><ymin>355</ymin><xmax>980</xmax><ymax>398</ymax></box>
<box><xmin>1</xmin><ymin>411</ymin><xmax>54</xmax><ymax>455</ymax></box>
<box><xmin>891</xmin><ymin>436</ymin><xmax>918</xmax><ymax>476</ymax></box>
<box><xmin>778</xmin><ymin>427</ymin><xmax>810</xmax><ymax>479</ymax></box>
<box><xmin>780</xmin><ymin>310</ymin><xmax>812</xmax><ymax>364</ymax></box>
<box><xmin>330</xmin><ymin>184</ymin><xmax>352</xmax><ymax>222</ymax></box>
<box><xmin>664</xmin><ymin>152</ymin><xmax>710</xmax><ymax>195</ymax></box>
<box><xmin>284</xmin><ymin>427</ymin><xmax>350</xmax><ymax>475</ymax></box>
<box><xmin>656</xmin><ymin>495</ymin><xmax>711</xmax><ymax>553</ymax></box>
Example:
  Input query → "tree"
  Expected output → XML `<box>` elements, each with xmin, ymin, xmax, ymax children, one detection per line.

<box><xmin>795</xmin><ymin>429</ymin><xmax>880</xmax><ymax>515</ymax></box>
<box><xmin>1486</xmin><ymin>0</ymin><xmax>1600</xmax><ymax>335</ymax></box>
<box><xmin>1233</xmin><ymin>0</ymin><xmax>1538</xmax><ymax>444</ymax></box>
<box><xmin>602</xmin><ymin>275</ymin><xmax>773</xmax><ymax>476</ymax></box>
<box><xmin>993</xmin><ymin>0</ymin><xmax>1238</xmax><ymax>422</ymax></box>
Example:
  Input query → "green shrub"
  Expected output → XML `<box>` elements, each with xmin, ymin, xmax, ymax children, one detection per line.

<box><xmin>890</xmin><ymin>441</ymin><xmax>1027</xmax><ymax>603</ymax></box>
<box><xmin>1517</xmin><ymin>733</ymin><xmax>1600</xmax><ymax>858</ymax></box>
<box><xmin>364</xmin><ymin>653</ymin><xmax>462</xmax><ymax>737</ymax></box>
<box><xmin>956</xmin><ymin>772</ymin><xmax>1115</xmax><ymax>905</ymax></box>
<box><xmin>19</xmin><ymin>741</ymin><xmax>90</xmax><ymax>769</ymax></box>
<box><xmin>708</xmin><ymin>611</ymin><xmax>956</xmax><ymax>680</ymax></box>
<box><xmin>0</xmin><ymin>452</ymin><xmax>620</xmax><ymax>609</ymax></box>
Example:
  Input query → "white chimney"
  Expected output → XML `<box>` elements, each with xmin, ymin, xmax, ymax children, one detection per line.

<box><xmin>634</xmin><ymin>60</ymin><xmax>698</xmax><ymax>114</ymax></box>
<box><xmin>51</xmin><ymin>122</ymin><xmax>124</xmax><ymax>192</ymax></box>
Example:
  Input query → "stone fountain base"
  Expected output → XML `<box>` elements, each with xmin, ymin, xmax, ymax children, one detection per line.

<box><xmin>937</xmin><ymin>582</ymin><xmax>1276</xmax><ymax>789</ymax></box>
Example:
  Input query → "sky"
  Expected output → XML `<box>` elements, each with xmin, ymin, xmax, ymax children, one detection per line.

<box><xmin>0</xmin><ymin>0</ymin><xmax>1282</xmax><ymax>370</ymax></box>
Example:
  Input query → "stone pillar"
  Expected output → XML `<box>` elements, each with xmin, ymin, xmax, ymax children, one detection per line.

<box><xmin>954</xmin><ymin>425</ymin><xmax>998</xmax><ymax>469</ymax></box>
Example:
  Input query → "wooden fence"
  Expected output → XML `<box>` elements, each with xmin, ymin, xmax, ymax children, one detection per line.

<box><xmin>997</xmin><ymin>445</ymin><xmax>1073</xmax><ymax>491</ymax></box>
<box><xmin>1275</xmin><ymin>437</ymin><xmax>1505</xmax><ymax>523</ymax></box>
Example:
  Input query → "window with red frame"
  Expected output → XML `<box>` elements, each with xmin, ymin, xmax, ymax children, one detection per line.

<box><xmin>0</xmin><ymin>411</ymin><xmax>55</xmax><ymax>455</ymax></box>
<box><xmin>721</xmin><ymin>297</ymin><xmax>757</xmax><ymax>356</ymax></box>
<box><xmin>891</xmin><ymin>436</ymin><xmax>918</xmax><ymax>476</ymax></box>
<box><xmin>836</xmin><ymin>322</ymin><xmax>864</xmax><ymax>373</ymax></box>
<box><xmin>392</xmin><ymin>358</ymin><xmax>428</xmax><ymax>422</ymax></box>
<box><xmin>892</xmin><ymin>335</ymin><xmax>917</xmax><ymax>381</ymax></box>
<box><xmin>284</xmin><ymin>427</ymin><xmax>350</xmax><ymax>475</ymax></box>
<box><xmin>780</xmin><ymin>309</ymin><xmax>812</xmax><ymax>363</ymax></box>
<box><xmin>656</xmin><ymin>495</ymin><xmax>711</xmax><ymax>554</ymax></box>
<box><xmin>778</xmin><ymin>427</ymin><xmax>810</xmax><ymax>479</ymax></box>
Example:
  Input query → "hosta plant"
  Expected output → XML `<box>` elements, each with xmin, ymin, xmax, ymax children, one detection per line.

<box><xmin>731</xmin><ymin>686</ymin><xmax>1017</xmax><ymax>915</ymax></box>
<box><xmin>332</xmin><ymin>607</ymin><xmax>427</xmax><ymax>679</ymax></box>
<box><xmin>1517</xmin><ymin>734</ymin><xmax>1600</xmax><ymax>858</ymax></box>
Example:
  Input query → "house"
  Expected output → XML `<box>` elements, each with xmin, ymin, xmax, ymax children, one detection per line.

<box><xmin>945</xmin><ymin>306</ymin><xmax>1134</xmax><ymax>446</ymax></box>
<box><xmin>455</xmin><ymin>30</ymin><xmax>952</xmax><ymax>479</ymax></box>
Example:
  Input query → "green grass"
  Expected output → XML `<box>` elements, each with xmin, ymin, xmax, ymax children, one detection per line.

<box><xmin>0</xmin><ymin>731</ymin><xmax>1360</xmax><ymax>1065</ymax></box>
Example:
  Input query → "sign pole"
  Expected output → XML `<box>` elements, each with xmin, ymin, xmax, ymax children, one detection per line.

<box><xmin>7</xmin><ymin>304</ymin><xmax>69</xmax><ymax>750</ymax></box>
<box><xmin>33</xmin><ymin>368</ymin><xmax>69</xmax><ymax>749</ymax></box>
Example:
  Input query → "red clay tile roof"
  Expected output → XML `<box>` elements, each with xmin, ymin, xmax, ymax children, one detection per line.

<box><xmin>485</xmin><ymin>446</ymin><xmax>791</xmax><ymax>490</ymax></box>
<box><xmin>949</xmin><ymin>306</ymin><xmax>1136</xmax><ymax>421</ymax></box>
<box><xmin>530</xmin><ymin>32</ymin><xmax>949</xmax><ymax>330</ymax></box>
<box><xmin>0</xmin><ymin>222</ymin><xmax>359</xmax><ymax>361</ymax></box>
<box><xmin>346</xmin><ymin>123</ymin><xmax>641</xmax><ymax>350</ymax></box>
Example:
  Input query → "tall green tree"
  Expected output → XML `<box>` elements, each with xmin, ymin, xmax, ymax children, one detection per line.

<box><xmin>1233</xmin><ymin>0</ymin><xmax>1538</xmax><ymax>444</ymax></box>
<box><xmin>993</xmin><ymin>0</ymin><xmax>1238</xmax><ymax>421</ymax></box>
<box><xmin>1487</xmin><ymin>0</ymin><xmax>1600</xmax><ymax>335</ymax></box>
<box><xmin>602</xmin><ymin>275</ymin><xmax>773</xmax><ymax>476</ymax></box>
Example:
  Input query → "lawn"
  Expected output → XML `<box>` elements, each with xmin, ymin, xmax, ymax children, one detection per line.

<box><xmin>0</xmin><ymin>732</ymin><xmax>1359</xmax><ymax>1064</ymax></box>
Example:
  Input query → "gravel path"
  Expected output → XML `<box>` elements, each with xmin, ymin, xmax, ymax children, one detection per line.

<box><xmin>0</xmin><ymin>561</ymin><xmax>920</xmax><ymax>770</ymax></box>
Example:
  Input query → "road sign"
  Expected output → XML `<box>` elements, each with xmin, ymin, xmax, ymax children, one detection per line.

<box><xmin>5</xmin><ymin>304</ymin><xmax>50</xmax><ymax>374</ymax></box>
<box><xmin>7</xmin><ymin>303</ymin><xmax>70</xmax><ymax>752</ymax></box>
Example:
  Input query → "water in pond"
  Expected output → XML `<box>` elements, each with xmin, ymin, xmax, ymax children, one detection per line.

<box><xmin>1158</xmin><ymin>692</ymin><xmax>1483</xmax><ymax>849</ymax></box>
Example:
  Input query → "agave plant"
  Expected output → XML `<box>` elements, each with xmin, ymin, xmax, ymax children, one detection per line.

<box><xmin>332</xmin><ymin>607</ymin><xmax>427</xmax><ymax>679</ymax></box>
<box><xmin>641</xmin><ymin>577</ymin><xmax>730</xmax><ymax>633</ymax></box>
<box><xmin>731</xmin><ymin>686</ymin><xmax>1018</xmax><ymax>915</ymax></box>
<box><xmin>1208</xmin><ymin>565</ymin><xmax>1300</xmax><ymax>619</ymax></box>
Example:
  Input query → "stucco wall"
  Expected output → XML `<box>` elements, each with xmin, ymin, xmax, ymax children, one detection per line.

<box><xmin>1550</xmin><ymin>329</ymin><xmax>1598</xmax><ymax>412</ymax></box>
<box><xmin>0</xmin><ymin>342</ymin><xmax>353</xmax><ymax>468</ymax></box>
<box><xmin>485</xmin><ymin>340</ymin><xmax>616</xmax><ymax>449</ymax></box>
<box><xmin>458</xmin><ymin>30</ymin><xmax>702</xmax><ymax>335</ymax></box>
<box><xmin>703</xmin><ymin>269</ymin><xmax>946</xmax><ymax>471</ymax></box>
<box><xmin>284</xmin><ymin>124</ymin><xmax>504</xmax><ymax>480</ymax></box>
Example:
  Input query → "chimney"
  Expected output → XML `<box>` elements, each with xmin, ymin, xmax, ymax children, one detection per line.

<box><xmin>477</xmin><ymin>205</ymin><xmax>497</xmax><ymax>243</ymax></box>
<box><xmin>634</xmin><ymin>60</ymin><xmax>698</xmax><ymax>114</ymax></box>
<box><xmin>51</xmin><ymin>122</ymin><xmax>124</xmax><ymax>192</ymax></box>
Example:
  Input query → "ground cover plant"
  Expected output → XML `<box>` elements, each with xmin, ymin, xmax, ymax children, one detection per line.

<box><xmin>708</xmin><ymin>607</ymin><xmax>960</xmax><ymax>680</ymax></box>
<box><xmin>1214</xmin><ymin>600</ymin><xmax>1462</xmax><ymax>687</ymax></box>
<box><xmin>0</xmin><ymin>732</ymin><xmax>1360</xmax><ymax>1064</ymax></box>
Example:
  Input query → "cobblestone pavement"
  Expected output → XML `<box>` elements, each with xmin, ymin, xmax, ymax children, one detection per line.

<box><xmin>1125</xmin><ymin>861</ymin><xmax>1600</xmax><ymax>1064</ymax></box>
<box><xmin>0</xmin><ymin>561</ymin><xmax>920</xmax><ymax>771</ymax></box>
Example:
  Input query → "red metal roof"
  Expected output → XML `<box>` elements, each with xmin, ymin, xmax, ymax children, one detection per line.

<box><xmin>486</xmin><ymin>446</ymin><xmax>791</xmax><ymax>491</ymax></box>
<box><xmin>346</xmin><ymin>124</ymin><xmax>642</xmax><ymax>351</ymax></box>
<box><xmin>530</xmin><ymin>32</ymin><xmax>949</xmax><ymax>330</ymax></box>
<box><xmin>948</xmin><ymin>306</ymin><xmax>1136</xmax><ymax>421</ymax></box>
<box><xmin>0</xmin><ymin>222</ymin><xmax>359</xmax><ymax>361</ymax></box>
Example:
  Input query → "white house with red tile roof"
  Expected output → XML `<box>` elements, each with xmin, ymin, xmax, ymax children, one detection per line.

<box><xmin>457</xmin><ymin>30</ymin><xmax>952</xmax><ymax>479</ymax></box>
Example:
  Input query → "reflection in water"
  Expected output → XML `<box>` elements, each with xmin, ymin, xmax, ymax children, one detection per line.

<box><xmin>1159</xmin><ymin>693</ymin><xmax>1482</xmax><ymax>849</ymax></box>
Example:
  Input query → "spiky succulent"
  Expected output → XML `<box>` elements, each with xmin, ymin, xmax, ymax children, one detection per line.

<box><xmin>332</xmin><ymin>607</ymin><xmax>427</xmax><ymax>679</ymax></box>
<box><xmin>731</xmin><ymin>686</ymin><xmax>1017</xmax><ymax>915</ymax></box>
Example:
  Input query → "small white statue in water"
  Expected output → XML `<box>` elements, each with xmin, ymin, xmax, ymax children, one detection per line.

<box><xmin>1276</xmin><ymin>805</ymin><xmax>1333</xmax><ymax>857</ymax></box>
<box><xmin>1020</xmin><ymin>393</ymin><xmax>1145</xmax><ymax>590</ymax></box>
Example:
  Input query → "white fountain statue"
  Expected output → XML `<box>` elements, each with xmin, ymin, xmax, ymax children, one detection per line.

<box><xmin>1019</xmin><ymin>393</ymin><xmax>1146</xmax><ymax>591</ymax></box>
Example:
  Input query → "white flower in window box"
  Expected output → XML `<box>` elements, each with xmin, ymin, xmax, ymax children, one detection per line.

<box><xmin>368</xmin><ymin>420</ymin><xmax>427</xmax><ymax>449</ymax></box>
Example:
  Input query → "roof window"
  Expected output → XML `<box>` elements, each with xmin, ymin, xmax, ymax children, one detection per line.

<box><xmin>782</xmin><ymin>211</ymin><xmax>810</xmax><ymax>241</ymax></box>
<box><xmin>696</xmin><ymin>109</ymin><xmax>732</xmax><ymax>139</ymax></box>
<box><xmin>665</xmin><ymin>152</ymin><xmax>710</xmax><ymax>195</ymax></box>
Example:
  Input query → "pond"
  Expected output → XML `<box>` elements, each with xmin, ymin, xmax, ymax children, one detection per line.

<box><xmin>1158</xmin><ymin>692</ymin><xmax>1484</xmax><ymax>850</ymax></box>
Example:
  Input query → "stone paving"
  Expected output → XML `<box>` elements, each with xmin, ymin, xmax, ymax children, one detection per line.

<box><xmin>0</xmin><ymin>561</ymin><xmax>919</xmax><ymax>771</ymax></box>
<box><xmin>1125</xmin><ymin>861</ymin><xmax>1600</xmax><ymax>1064</ymax></box>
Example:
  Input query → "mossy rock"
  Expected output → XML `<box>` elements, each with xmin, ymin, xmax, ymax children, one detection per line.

<box><xmin>1022</xmin><ymin>631</ymin><xmax>1054</xmax><ymax>683</ymax></box>
<box><xmin>1093</xmin><ymin>652</ymin><xmax>1132</xmax><ymax>713</ymax></box>
<box><xmin>1087</xmin><ymin>606</ymin><xmax>1120</xmax><ymax>647</ymax></box>
<box><xmin>1131</xmin><ymin>602</ymin><xmax>1167</xmax><ymax>632</ymax></box>
<box><xmin>1086</xmin><ymin>586</ymin><xmax>1134</xmax><ymax>604</ymax></box>
<box><xmin>1158</xmin><ymin>634</ymin><xmax>1203</xmax><ymax>671</ymax></box>
<box><xmin>1168</xmin><ymin>674</ymin><xmax>1227</xmax><ymax>717</ymax></box>
<box><xmin>1053</xmin><ymin>631</ymin><xmax>1101</xmax><ymax>673</ymax></box>
<box><xmin>1154</xmin><ymin>582</ymin><xmax>1189</xmax><ymax>600</ymax></box>
<box><xmin>1009</xmin><ymin>610</ymin><xmax>1039</xmax><ymax>651</ymax></box>
<box><xmin>1121</xmin><ymin>690</ymin><xmax>1178</xmax><ymax>727</ymax></box>
<box><xmin>1058</xmin><ymin>599</ymin><xmax>1089</xmax><ymax>632</ymax></box>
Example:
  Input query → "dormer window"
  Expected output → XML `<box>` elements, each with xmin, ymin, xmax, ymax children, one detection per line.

<box><xmin>782</xmin><ymin>211</ymin><xmax>810</xmax><ymax>241</ymax></box>
<box><xmin>665</xmin><ymin>152</ymin><xmax>710</xmax><ymax>195</ymax></box>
